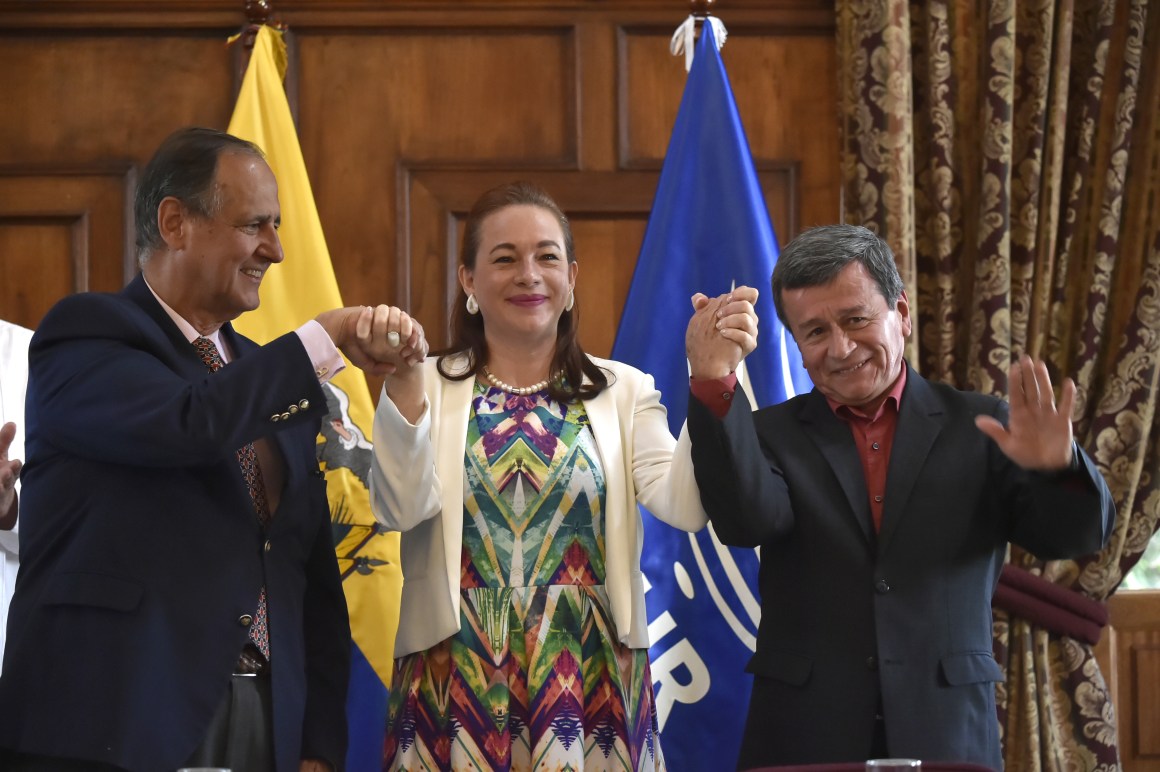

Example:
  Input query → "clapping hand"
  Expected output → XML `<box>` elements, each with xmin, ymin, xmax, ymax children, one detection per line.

<box><xmin>1</xmin><ymin>421</ymin><xmax>21</xmax><ymax>530</ymax></box>
<box><xmin>975</xmin><ymin>355</ymin><xmax>1076</xmax><ymax>471</ymax></box>
<box><xmin>686</xmin><ymin>285</ymin><xmax>760</xmax><ymax>380</ymax></box>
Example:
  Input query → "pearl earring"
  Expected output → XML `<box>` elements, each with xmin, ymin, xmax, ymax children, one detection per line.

<box><xmin>466</xmin><ymin>294</ymin><xmax>479</xmax><ymax>315</ymax></box>
<box><xmin>566</xmin><ymin>289</ymin><xmax>574</xmax><ymax>311</ymax></box>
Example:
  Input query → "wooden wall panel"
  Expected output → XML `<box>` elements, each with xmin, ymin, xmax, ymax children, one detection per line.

<box><xmin>1137</xmin><ymin>645</ymin><xmax>1160</xmax><ymax>756</ymax></box>
<box><xmin>621</xmin><ymin>28</ymin><xmax>838</xmax><ymax>230</ymax></box>
<box><xmin>0</xmin><ymin>30</ymin><xmax>236</xmax><ymax>329</ymax></box>
<box><xmin>0</xmin><ymin>34</ymin><xmax>235</xmax><ymax>165</ymax></box>
<box><xmin>281</xmin><ymin>14</ymin><xmax>831</xmax><ymax>364</ymax></box>
<box><xmin>1101</xmin><ymin>591</ymin><xmax>1160</xmax><ymax>770</ymax></box>
<box><xmin>725</xmin><ymin>34</ymin><xmax>839</xmax><ymax>230</ymax></box>
<box><xmin>294</xmin><ymin>28</ymin><xmax>579</xmax><ymax>315</ymax></box>
<box><xmin>0</xmin><ymin>222</ymin><xmax>75</xmax><ymax>327</ymax></box>
<box><xmin>0</xmin><ymin>1</ymin><xmax>840</xmax><ymax>365</ymax></box>
<box><xmin>0</xmin><ymin>167</ymin><xmax>135</xmax><ymax>327</ymax></box>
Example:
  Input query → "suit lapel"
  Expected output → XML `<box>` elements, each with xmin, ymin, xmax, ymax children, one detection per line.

<box><xmin>122</xmin><ymin>275</ymin><xmax>269</xmax><ymax>517</ymax></box>
<box><xmin>437</xmin><ymin>373</ymin><xmax>475</xmax><ymax>462</ymax></box>
<box><xmin>878</xmin><ymin>369</ymin><xmax>945</xmax><ymax>555</ymax></box>
<box><xmin>436</xmin><ymin>365</ymin><xmax>475</xmax><ymax>581</ymax></box>
<box><xmin>583</xmin><ymin>382</ymin><xmax>623</xmax><ymax>512</ymax></box>
<box><xmin>799</xmin><ymin>391</ymin><xmax>875</xmax><ymax>546</ymax></box>
<box><xmin>219</xmin><ymin>324</ymin><xmax>302</xmax><ymax>523</ymax></box>
<box><xmin>122</xmin><ymin>274</ymin><xmax>212</xmax><ymax>379</ymax></box>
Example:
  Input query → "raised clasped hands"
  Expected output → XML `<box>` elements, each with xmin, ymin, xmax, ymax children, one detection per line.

<box><xmin>317</xmin><ymin>305</ymin><xmax>428</xmax><ymax>378</ymax></box>
<box><xmin>356</xmin><ymin>304</ymin><xmax>428</xmax><ymax>379</ymax></box>
<box><xmin>974</xmin><ymin>355</ymin><xmax>1076</xmax><ymax>471</ymax></box>
<box><xmin>686</xmin><ymin>284</ymin><xmax>760</xmax><ymax>380</ymax></box>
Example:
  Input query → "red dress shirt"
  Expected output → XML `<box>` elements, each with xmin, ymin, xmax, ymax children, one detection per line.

<box><xmin>691</xmin><ymin>366</ymin><xmax>909</xmax><ymax>532</ymax></box>
<box><xmin>826</xmin><ymin>367</ymin><xmax>907</xmax><ymax>532</ymax></box>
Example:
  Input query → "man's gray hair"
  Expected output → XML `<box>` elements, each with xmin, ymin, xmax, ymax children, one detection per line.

<box><xmin>771</xmin><ymin>224</ymin><xmax>904</xmax><ymax>328</ymax></box>
<box><xmin>134</xmin><ymin>127</ymin><xmax>264</xmax><ymax>266</ymax></box>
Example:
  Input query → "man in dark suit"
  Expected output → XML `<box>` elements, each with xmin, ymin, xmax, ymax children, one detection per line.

<box><xmin>0</xmin><ymin>127</ymin><xmax>415</xmax><ymax>772</ymax></box>
<box><xmin>684</xmin><ymin>224</ymin><xmax>1114</xmax><ymax>770</ymax></box>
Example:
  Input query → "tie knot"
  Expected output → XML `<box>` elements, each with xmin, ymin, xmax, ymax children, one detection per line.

<box><xmin>193</xmin><ymin>336</ymin><xmax>223</xmax><ymax>372</ymax></box>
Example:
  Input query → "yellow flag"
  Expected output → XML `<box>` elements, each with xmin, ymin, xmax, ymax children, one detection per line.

<box><xmin>227</xmin><ymin>26</ymin><xmax>401</xmax><ymax>707</ymax></box>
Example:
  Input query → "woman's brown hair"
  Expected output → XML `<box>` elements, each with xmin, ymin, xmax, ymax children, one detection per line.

<box><xmin>435</xmin><ymin>181</ymin><xmax>609</xmax><ymax>400</ymax></box>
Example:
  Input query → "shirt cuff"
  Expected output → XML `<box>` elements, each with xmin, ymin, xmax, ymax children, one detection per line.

<box><xmin>295</xmin><ymin>320</ymin><xmax>346</xmax><ymax>384</ymax></box>
<box><xmin>1037</xmin><ymin>440</ymin><xmax>1083</xmax><ymax>476</ymax></box>
<box><xmin>690</xmin><ymin>372</ymin><xmax>739</xmax><ymax>419</ymax></box>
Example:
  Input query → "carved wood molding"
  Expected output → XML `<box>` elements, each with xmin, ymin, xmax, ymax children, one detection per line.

<box><xmin>0</xmin><ymin>1</ymin><xmax>836</xmax><ymax>32</ymax></box>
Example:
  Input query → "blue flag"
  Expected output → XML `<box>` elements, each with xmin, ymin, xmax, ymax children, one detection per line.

<box><xmin>611</xmin><ymin>23</ymin><xmax>811</xmax><ymax>771</ymax></box>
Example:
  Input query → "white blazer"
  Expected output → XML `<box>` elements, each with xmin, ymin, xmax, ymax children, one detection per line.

<box><xmin>370</xmin><ymin>353</ymin><xmax>707</xmax><ymax>657</ymax></box>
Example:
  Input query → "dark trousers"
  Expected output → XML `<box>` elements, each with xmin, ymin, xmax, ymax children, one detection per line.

<box><xmin>0</xmin><ymin>674</ymin><xmax>273</xmax><ymax>772</ymax></box>
<box><xmin>871</xmin><ymin>712</ymin><xmax>889</xmax><ymax>757</ymax></box>
<box><xmin>182</xmin><ymin>672</ymin><xmax>275</xmax><ymax>772</ymax></box>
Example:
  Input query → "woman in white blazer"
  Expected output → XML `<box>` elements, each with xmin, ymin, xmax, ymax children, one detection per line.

<box><xmin>368</xmin><ymin>182</ymin><xmax>756</xmax><ymax>772</ymax></box>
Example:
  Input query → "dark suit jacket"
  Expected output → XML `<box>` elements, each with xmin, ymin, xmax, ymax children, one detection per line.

<box><xmin>0</xmin><ymin>275</ymin><xmax>350</xmax><ymax>772</ymax></box>
<box><xmin>687</xmin><ymin>367</ymin><xmax>1114</xmax><ymax>770</ymax></box>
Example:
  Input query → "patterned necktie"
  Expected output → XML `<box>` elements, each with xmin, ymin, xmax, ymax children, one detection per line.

<box><xmin>192</xmin><ymin>336</ymin><xmax>271</xmax><ymax>658</ymax></box>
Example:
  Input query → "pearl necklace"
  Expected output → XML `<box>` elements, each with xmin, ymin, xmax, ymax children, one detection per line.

<box><xmin>482</xmin><ymin>366</ymin><xmax>551</xmax><ymax>396</ymax></box>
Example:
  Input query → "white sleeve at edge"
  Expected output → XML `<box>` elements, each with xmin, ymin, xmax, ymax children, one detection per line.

<box><xmin>368</xmin><ymin>386</ymin><xmax>442</xmax><ymax>532</ymax></box>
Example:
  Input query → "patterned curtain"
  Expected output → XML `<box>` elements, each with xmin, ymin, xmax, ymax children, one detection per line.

<box><xmin>837</xmin><ymin>1</ymin><xmax>1160</xmax><ymax>768</ymax></box>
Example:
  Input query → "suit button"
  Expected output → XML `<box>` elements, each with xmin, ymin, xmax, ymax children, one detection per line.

<box><xmin>238</xmin><ymin>614</ymin><xmax>253</xmax><ymax>627</ymax></box>
<box><xmin>281</xmin><ymin>412</ymin><xmax>291</xmax><ymax>421</ymax></box>
<box><xmin>866</xmin><ymin>656</ymin><xmax>878</xmax><ymax>671</ymax></box>
<box><xmin>875</xmin><ymin>579</ymin><xmax>891</xmax><ymax>594</ymax></box>
<box><xmin>298</xmin><ymin>399</ymin><xmax>310</xmax><ymax>410</ymax></box>
<box><xmin>264</xmin><ymin>540</ymin><xmax>272</xmax><ymax>552</ymax></box>
<box><xmin>270</xmin><ymin>414</ymin><xmax>281</xmax><ymax>422</ymax></box>
<box><xmin>288</xmin><ymin>405</ymin><xmax>299</xmax><ymax>414</ymax></box>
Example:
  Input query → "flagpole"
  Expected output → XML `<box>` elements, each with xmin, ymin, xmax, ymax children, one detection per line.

<box><xmin>673</xmin><ymin>0</ymin><xmax>726</xmax><ymax>72</ymax></box>
<box><xmin>232</xmin><ymin>0</ymin><xmax>271</xmax><ymax>101</ymax></box>
<box><xmin>231</xmin><ymin>0</ymin><xmax>300</xmax><ymax>125</ymax></box>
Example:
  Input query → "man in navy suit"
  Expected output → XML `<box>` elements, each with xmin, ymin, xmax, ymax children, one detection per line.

<box><xmin>684</xmin><ymin>225</ymin><xmax>1114</xmax><ymax>770</ymax></box>
<box><xmin>0</xmin><ymin>127</ymin><xmax>416</xmax><ymax>772</ymax></box>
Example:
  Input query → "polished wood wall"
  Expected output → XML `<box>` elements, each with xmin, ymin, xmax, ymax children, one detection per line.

<box><xmin>0</xmin><ymin>0</ymin><xmax>839</xmax><ymax>360</ymax></box>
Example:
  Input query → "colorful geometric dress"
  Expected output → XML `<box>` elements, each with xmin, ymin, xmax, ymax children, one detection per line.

<box><xmin>384</xmin><ymin>382</ymin><xmax>666</xmax><ymax>772</ymax></box>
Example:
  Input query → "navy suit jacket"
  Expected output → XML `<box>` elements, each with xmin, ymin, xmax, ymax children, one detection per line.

<box><xmin>687</xmin><ymin>367</ymin><xmax>1114</xmax><ymax>770</ymax></box>
<box><xmin>0</xmin><ymin>275</ymin><xmax>350</xmax><ymax>772</ymax></box>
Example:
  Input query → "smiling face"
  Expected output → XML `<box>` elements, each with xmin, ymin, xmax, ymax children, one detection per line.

<box><xmin>458</xmin><ymin>203</ymin><xmax>577</xmax><ymax>349</ymax></box>
<box><xmin>782</xmin><ymin>261</ymin><xmax>911</xmax><ymax>411</ymax></box>
<box><xmin>149</xmin><ymin>151</ymin><xmax>283</xmax><ymax>334</ymax></box>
